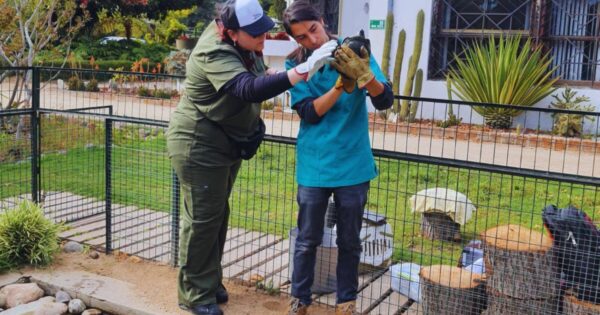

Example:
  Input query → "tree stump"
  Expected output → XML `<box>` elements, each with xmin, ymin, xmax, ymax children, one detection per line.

<box><xmin>483</xmin><ymin>287</ymin><xmax>561</xmax><ymax>315</ymax></box>
<box><xmin>421</xmin><ymin>212</ymin><xmax>461</xmax><ymax>241</ymax></box>
<box><xmin>482</xmin><ymin>224</ymin><xmax>558</xmax><ymax>299</ymax></box>
<box><xmin>420</xmin><ymin>265</ymin><xmax>487</xmax><ymax>315</ymax></box>
<box><xmin>564</xmin><ymin>294</ymin><xmax>600</xmax><ymax>315</ymax></box>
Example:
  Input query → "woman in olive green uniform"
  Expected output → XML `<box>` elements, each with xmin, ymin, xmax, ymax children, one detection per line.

<box><xmin>166</xmin><ymin>1</ymin><xmax>337</xmax><ymax>314</ymax></box>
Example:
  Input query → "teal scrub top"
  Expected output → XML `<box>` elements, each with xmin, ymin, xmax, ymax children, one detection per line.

<box><xmin>285</xmin><ymin>43</ymin><xmax>387</xmax><ymax>187</ymax></box>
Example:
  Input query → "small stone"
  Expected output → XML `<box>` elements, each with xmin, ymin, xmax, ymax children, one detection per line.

<box><xmin>39</xmin><ymin>296</ymin><xmax>56</xmax><ymax>303</ymax></box>
<box><xmin>0</xmin><ymin>283</ymin><xmax>44</xmax><ymax>308</ymax></box>
<box><xmin>82</xmin><ymin>309</ymin><xmax>102</xmax><ymax>315</ymax></box>
<box><xmin>88</xmin><ymin>251</ymin><xmax>99</xmax><ymax>259</ymax></box>
<box><xmin>249</xmin><ymin>274</ymin><xmax>264</xmax><ymax>286</ymax></box>
<box><xmin>68</xmin><ymin>299</ymin><xmax>86</xmax><ymax>314</ymax></box>
<box><xmin>127</xmin><ymin>256</ymin><xmax>142</xmax><ymax>263</ymax></box>
<box><xmin>63</xmin><ymin>241</ymin><xmax>84</xmax><ymax>253</ymax></box>
<box><xmin>55</xmin><ymin>290</ymin><xmax>71</xmax><ymax>303</ymax></box>
<box><xmin>34</xmin><ymin>301</ymin><xmax>68</xmax><ymax>315</ymax></box>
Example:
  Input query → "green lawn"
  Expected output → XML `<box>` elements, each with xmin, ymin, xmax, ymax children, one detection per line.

<box><xmin>1</xmin><ymin>128</ymin><xmax>598</xmax><ymax>267</ymax></box>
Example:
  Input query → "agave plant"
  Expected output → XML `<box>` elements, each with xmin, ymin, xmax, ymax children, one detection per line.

<box><xmin>448</xmin><ymin>36</ymin><xmax>558</xmax><ymax>129</ymax></box>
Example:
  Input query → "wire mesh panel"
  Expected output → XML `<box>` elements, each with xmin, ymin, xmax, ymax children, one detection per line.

<box><xmin>365</xmin><ymin>98</ymin><xmax>600</xmax><ymax>180</ymax></box>
<box><xmin>224</xmin><ymin>139</ymin><xmax>298</xmax><ymax>291</ymax></box>
<box><xmin>38</xmin><ymin>67</ymin><xmax>182</xmax><ymax>122</ymax></box>
<box><xmin>4</xmin><ymin>66</ymin><xmax>600</xmax><ymax>314</ymax></box>
<box><xmin>38</xmin><ymin>111</ymin><xmax>107</xmax><ymax>223</ymax></box>
<box><xmin>0</xmin><ymin>68</ymin><xmax>34</xmax><ymax>209</ymax></box>
<box><xmin>0</xmin><ymin>111</ymin><xmax>33</xmax><ymax>210</ymax></box>
<box><xmin>106</xmin><ymin>119</ymin><xmax>174</xmax><ymax>264</ymax></box>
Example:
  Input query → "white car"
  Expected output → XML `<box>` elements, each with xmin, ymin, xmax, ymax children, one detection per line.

<box><xmin>99</xmin><ymin>36</ymin><xmax>146</xmax><ymax>44</ymax></box>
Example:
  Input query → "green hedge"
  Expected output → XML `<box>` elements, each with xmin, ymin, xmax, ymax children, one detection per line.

<box><xmin>35</xmin><ymin>60</ymin><xmax>164</xmax><ymax>81</ymax></box>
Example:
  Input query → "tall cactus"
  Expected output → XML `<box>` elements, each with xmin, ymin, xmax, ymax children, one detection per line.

<box><xmin>409</xmin><ymin>69</ymin><xmax>423</xmax><ymax>121</ymax></box>
<box><xmin>381</xmin><ymin>12</ymin><xmax>394</xmax><ymax>79</ymax></box>
<box><xmin>399</xmin><ymin>10</ymin><xmax>425</xmax><ymax>121</ymax></box>
<box><xmin>392</xmin><ymin>30</ymin><xmax>406</xmax><ymax>113</ymax></box>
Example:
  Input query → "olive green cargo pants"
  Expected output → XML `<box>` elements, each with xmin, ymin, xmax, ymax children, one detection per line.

<box><xmin>171</xmin><ymin>156</ymin><xmax>241</xmax><ymax>307</ymax></box>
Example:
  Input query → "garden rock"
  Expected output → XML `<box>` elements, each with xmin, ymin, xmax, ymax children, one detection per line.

<box><xmin>0</xmin><ymin>283</ymin><xmax>45</xmax><ymax>308</ymax></box>
<box><xmin>54</xmin><ymin>291</ymin><xmax>70</xmax><ymax>303</ymax></box>
<box><xmin>82</xmin><ymin>309</ymin><xmax>102</xmax><ymax>315</ymax></box>
<box><xmin>0</xmin><ymin>292</ymin><xmax>6</xmax><ymax>308</ymax></box>
<box><xmin>34</xmin><ymin>301</ymin><xmax>68</xmax><ymax>315</ymax></box>
<box><xmin>88</xmin><ymin>251</ymin><xmax>99</xmax><ymax>259</ymax></box>
<box><xmin>68</xmin><ymin>299</ymin><xmax>86</xmax><ymax>314</ymax></box>
<box><xmin>63</xmin><ymin>241</ymin><xmax>84</xmax><ymax>253</ymax></box>
<box><xmin>108</xmin><ymin>79</ymin><xmax>119</xmax><ymax>91</ymax></box>
<box><xmin>1</xmin><ymin>296</ymin><xmax>56</xmax><ymax>315</ymax></box>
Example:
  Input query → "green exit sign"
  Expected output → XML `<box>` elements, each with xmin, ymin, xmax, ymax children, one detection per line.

<box><xmin>370</xmin><ymin>19</ymin><xmax>385</xmax><ymax>30</ymax></box>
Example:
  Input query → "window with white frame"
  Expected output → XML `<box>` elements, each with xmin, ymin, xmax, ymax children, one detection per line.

<box><xmin>429</xmin><ymin>0</ymin><xmax>600</xmax><ymax>85</ymax></box>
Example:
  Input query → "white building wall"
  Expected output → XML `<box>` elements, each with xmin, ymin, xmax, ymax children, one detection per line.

<box><xmin>365</xmin><ymin>0</ymin><xmax>599</xmax><ymax>133</ymax></box>
<box><xmin>339</xmin><ymin>0</ymin><xmax>370</xmax><ymax>38</ymax></box>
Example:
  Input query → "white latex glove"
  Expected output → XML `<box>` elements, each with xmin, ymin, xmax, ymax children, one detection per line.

<box><xmin>294</xmin><ymin>40</ymin><xmax>338</xmax><ymax>80</ymax></box>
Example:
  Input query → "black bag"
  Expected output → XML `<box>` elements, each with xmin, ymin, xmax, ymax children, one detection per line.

<box><xmin>232</xmin><ymin>117</ymin><xmax>266</xmax><ymax>160</ymax></box>
<box><xmin>543</xmin><ymin>205</ymin><xmax>600</xmax><ymax>303</ymax></box>
<box><xmin>196</xmin><ymin>104</ymin><xmax>266</xmax><ymax>160</ymax></box>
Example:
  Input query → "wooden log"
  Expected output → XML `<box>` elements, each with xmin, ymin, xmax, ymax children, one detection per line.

<box><xmin>420</xmin><ymin>265</ymin><xmax>487</xmax><ymax>315</ymax></box>
<box><xmin>482</xmin><ymin>224</ymin><xmax>558</xmax><ymax>299</ymax></box>
<box><xmin>421</xmin><ymin>212</ymin><xmax>461</xmax><ymax>241</ymax></box>
<box><xmin>483</xmin><ymin>287</ymin><xmax>561</xmax><ymax>315</ymax></box>
<box><xmin>564</xmin><ymin>294</ymin><xmax>600</xmax><ymax>315</ymax></box>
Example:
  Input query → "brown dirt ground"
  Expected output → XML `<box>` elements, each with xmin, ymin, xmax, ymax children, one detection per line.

<box><xmin>35</xmin><ymin>251</ymin><xmax>334</xmax><ymax>315</ymax></box>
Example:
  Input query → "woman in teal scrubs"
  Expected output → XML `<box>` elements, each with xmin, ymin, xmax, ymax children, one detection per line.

<box><xmin>282</xmin><ymin>1</ymin><xmax>394</xmax><ymax>314</ymax></box>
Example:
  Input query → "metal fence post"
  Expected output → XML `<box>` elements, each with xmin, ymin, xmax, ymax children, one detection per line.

<box><xmin>105</xmin><ymin>118</ymin><xmax>113</xmax><ymax>254</ymax></box>
<box><xmin>170</xmin><ymin>170</ymin><xmax>180</xmax><ymax>267</ymax></box>
<box><xmin>31</xmin><ymin>67</ymin><xmax>40</xmax><ymax>203</ymax></box>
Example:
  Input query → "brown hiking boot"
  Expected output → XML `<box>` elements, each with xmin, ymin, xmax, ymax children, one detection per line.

<box><xmin>335</xmin><ymin>300</ymin><xmax>357</xmax><ymax>315</ymax></box>
<box><xmin>286</xmin><ymin>297</ymin><xmax>309</xmax><ymax>315</ymax></box>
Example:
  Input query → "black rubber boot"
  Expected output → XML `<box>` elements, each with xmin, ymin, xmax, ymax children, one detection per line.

<box><xmin>216</xmin><ymin>285</ymin><xmax>229</xmax><ymax>304</ymax></box>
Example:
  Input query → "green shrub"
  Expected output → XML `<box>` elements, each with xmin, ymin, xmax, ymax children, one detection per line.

<box><xmin>550</xmin><ymin>88</ymin><xmax>596</xmax><ymax>137</ymax></box>
<box><xmin>261</xmin><ymin>100</ymin><xmax>274</xmax><ymax>110</ymax></box>
<box><xmin>0</xmin><ymin>201</ymin><xmax>61</xmax><ymax>272</ymax></box>
<box><xmin>448</xmin><ymin>36</ymin><xmax>558</xmax><ymax>129</ymax></box>
<box><xmin>153</xmin><ymin>89</ymin><xmax>178</xmax><ymax>99</ymax></box>
<box><xmin>137</xmin><ymin>86</ymin><xmax>152</xmax><ymax>97</ymax></box>
<box><xmin>138</xmin><ymin>86</ymin><xmax>178</xmax><ymax>99</ymax></box>
<box><xmin>86</xmin><ymin>79</ymin><xmax>100</xmax><ymax>92</ymax></box>
<box><xmin>67</xmin><ymin>76</ymin><xmax>85</xmax><ymax>91</ymax></box>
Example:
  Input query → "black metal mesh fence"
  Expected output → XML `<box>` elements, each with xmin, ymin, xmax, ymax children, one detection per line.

<box><xmin>1</xmin><ymin>67</ymin><xmax>599</xmax><ymax>314</ymax></box>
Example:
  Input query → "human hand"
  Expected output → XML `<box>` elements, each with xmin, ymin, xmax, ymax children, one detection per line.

<box><xmin>294</xmin><ymin>40</ymin><xmax>338</xmax><ymax>80</ymax></box>
<box><xmin>335</xmin><ymin>75</ymin><xmax>356</xmax><ymax>93</ymax></box>
<box><xmin>331</xmin><ymin>45</ymin><xmax>374</xmax><ymax>88</ymax></box>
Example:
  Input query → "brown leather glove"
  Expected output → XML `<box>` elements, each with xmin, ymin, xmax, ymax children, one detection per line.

<box><xmin>331</xmin><ymin>45</ymin><xmax>374</xmax><ymax>89</ymax></box>
<box><xmin>335</xmin><ymin>75</ymin><xmax>356</xmax><ymax>93</ymax></box>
